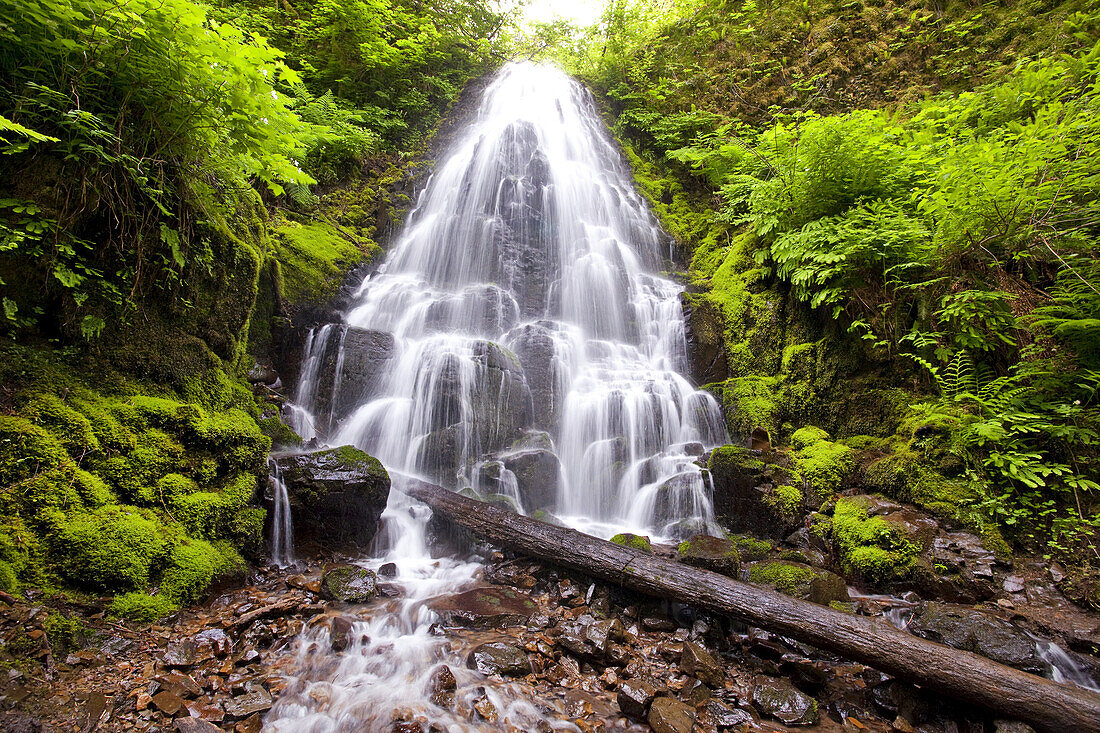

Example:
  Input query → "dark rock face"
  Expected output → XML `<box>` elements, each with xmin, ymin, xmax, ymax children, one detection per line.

<box><xmin>751</xmin><ymin>675</ymin><xmax>819</xmax><ymax>725</ymax></box>
<box><xmin>502</xmin><ymin>448</ymin><xmax>561</xmax><ymax>511</ymax></box>
<box><xmin>909</xmin><ymin>603</ymin><xmax>1046</xmax><ymax>673</ymax></box>
<box><xmin>466</xmin><ymin>642</ymin><xmax>531</xmax><ymax>676</ymax></box>
<box><xmin>647</xmin><ymin>696</ymin><xmax>696</xmax><ymax>733</ymax></box>
<box><xmin>430</xmin><ymin>586</ymin><xmax>537</xmax><ymax>628</ymax></box>
<box><xmin>331</xmin><ymin>328</ymin><xmax>396</xmax><ymax>420</ymax></box>
<box><xmin>273</xmin><ymin>446</ymin><xmax>390</xmax><ymax>549</ymax></box>
<box><xmin>682</xmin><ymin>294</ymin><xmax>729</xmax><ymax>386</ymax></box>
<box><xmin>707</xmin><ymin>447</ymin><xmax>802</xmax><ymax>540</ymax></box>
<box><xmin>678</xmin><ymin>535</ymin><xmax>740</xmax><ymax>577</ymax></box>
<box><xmin>320</xmin><ymin>564</ymin><xmax>377</xmax><ymax>603</ymax></box>
<box><xmin>506</xmin><ymin>322</ymin><xmax>561</xmax><ymax>428</ymax></box>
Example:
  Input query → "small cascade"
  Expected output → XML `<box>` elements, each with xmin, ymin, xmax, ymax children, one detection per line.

<box><xmin>267</xmin><ymin>457</ymin><xmax>295</xmax><ymax>568</ymax></box>
<box><xmin>1036</xmin><ymin>637</ymin><xmax>1100</xmax><ymax>691</ymax></box>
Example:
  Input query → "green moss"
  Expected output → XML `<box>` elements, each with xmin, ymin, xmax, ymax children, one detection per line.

<box><xmin>44</xmin><ymin>611</ymin><xmax>89</xmax><ymax>657</ymax></box>
<box><xmin>720</xmin><ymin>376</ymin><xmax>781</xmax><ymax>440</ymax></box>
<box><xmin>707</xmin><ymin>444</ymin><xmax>765</xmax><ymax>474</ymax></box>
<box><xmin>793</xmin><ymin>431</ymin><xmax>854</xmax><ymax>500</ymax></box>
<box><xmin>829</xmin><ymin>498</ymin><xmax>918</xmax><ymax>583</ymax></box>
<box><xmin>46</xmin><ymin>506</ymin><xmax>172</xmax><ymax>592</ymax></box>
<box><xmin>0</xmin><ymin>561</ymin><xmax>16</xmax><ymax>592</ymax></box>
<box><xmin>22</xmin><ymin>394</ymin><xmax>99</xmax><ymax>457</ymax></box>
<box><xmin>109</xmin><ymin>592</ymin><xmax>178</xmax><ymax>622</ymax></box>
<box><xmin>610</xmin><ymin>533</ymin><xmax>653</xmax><ymax>552</ymax></box>
<box><xmin>159</xmin><ymin>539</ymin><xmax>243</xmax><ymax>604</ymax></box>
<box><xmin>334</xmin><ymin>445</ymin><xmax>387</xmax><ymax>476</ymax></box>
<box><xmin>0</xmin><ymin>416</ymin><xmax>72</xmax><ymax>486</ymax></box>
<box><xmin>258</xmin><ymin>415</ymin><xmax>303</xmax><ymax>447</ymax></box>
<box><xmin>791</xmin><ymin>426</ymin><xmax>830</xmax><ymax>450</ymax></box>
<box><xmin>749</xmin><ymin>561</ymin><xmax>816</xmax><ymax>594</ymax></box>
<box><xmin>273</xmin><ymin>220</ymin><xmax>367</xmax><ymax>305</ymax></box>
<box><xmin>727</xmin><ymin>533</ymin><xmax>774</xmax><ymax>561</ymax></box>
<box><xmin>766</xmin><ymin>484</ymin><xmax>803</xmax><ymax>517</ymax></box>
<box><xmin>170</xmin><ymin>472</ymin><xmax>258</xmax><ymax>540</ymax></box>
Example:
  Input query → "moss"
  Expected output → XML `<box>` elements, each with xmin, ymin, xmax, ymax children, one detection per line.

<box><xmin>46</xmin><ymin>506</ymin><xmax>172</xmax><ymax>592</ymax></box>
<box><xmin>109</xmin><ymin>592</ymin><xmax>178</xmax><ymax>622</ymax></box>
<box><xmin>22</xmin><ymin>394</ymin><xmax>99</xmax><ymax>457</ymax></box>
<box><xmin>0</xmin><ymin>416</ymin><xmax>72</xmax><ymax>486</ymax></box>
<box><xmin>273</xmin><ymin>220</ymin><xmax>367</xmax><ymax>305</ymax></box>
<box><xmin>793</xmin><ymin>431</ymin><xmax>854</xmax><ymax>500</ymax></box>
<box><xmin>334</xmin><ymin>445</ymin><xmax>387</xmax><ymax>477</ymax></box>
<box><xmin>766</xmin><ymin>484</ymin><xmax>803</xmax><ymax>517</ymax></box>
<box><xmin>708</xmin><ymin>444</ymin><xmax>765</xmax><ymax>474</ymax></box>
<box><xmin>258</xmin><ymin>415</ymin><xmax>303</xmax><ymax>447</ymax></box>
<box><xmin>610</xmin><ymin>533</ymin><xmax>653</xmax><ymax>552</ymax></box>
<box><xmin>727</xmin><ymin>533</ymin><xmax>774</xmax><ymax>561</ymax></box>
<box><xmin>159</xmin><ymin>539</ymin><xmax>243</xmax><ymax>604</ymax></box>
<box><xmin>72</xmin><ymin>470</ymin><xmax>115</xmax><ymax>508</ymax></box>
<box><xmin>44</xmin><ymin>611</ymin><xmax>89</xmax><ymax>657</ymax></box>
<box><xmin>749</xmin><ymin>561</ymin><xmax>816</xmax><ymax>595</ymax></box>
<box><xmin>791</xmin><ymin>426</ymin><xmax>830</xmax><ymax>450</ymax></box>
<box><xmin>720</xmin><ymin>376</ymin><xmax>781</xmax><ymax>440</ymax></box>
<box><xmin>170</xmin><ymin>472</ymin><xmax>258</xmax><ymax>540</ymax></box>
<box><xmin>829</xmin><ymin>498</ymin><xmax>918</xmax><ymax>583</ymax></box>
<box><xmin>0</xmin><ymin>561</ymin><xmax>16</xmax><ymax>592</ymax></box>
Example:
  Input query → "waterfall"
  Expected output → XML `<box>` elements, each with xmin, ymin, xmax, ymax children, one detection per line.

<box><xmin>296</xmin><ymin>61</ymin><xmax>727</xmax><ymax>541</ymax></box>
<box><xmin>268</xmin><ymin>61</ymin><xmax>728</xmax><ymax>732</ymax></box>
<box><xmin>267</xmin><ymin>457</ymin><xmax>295</xmax><ymax>568</ymax></box>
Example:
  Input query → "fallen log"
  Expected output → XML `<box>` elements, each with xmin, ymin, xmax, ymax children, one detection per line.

<box><xmin>403</xmin><ymin>478</ymin><xmax>1100</xmax><ymax>733</ymax></box>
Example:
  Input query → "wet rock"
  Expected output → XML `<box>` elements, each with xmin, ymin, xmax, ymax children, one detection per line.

<box><xmin>702</xmin><ymin>699</ymin><xmax>754</xmax><ymax>728</ymax></box>
<box><xmin>175</xmin><ymin>720</ymin><xmax>223</xmax><ymax>733</ymax></box>
<box><xmin>681</xmin><ymin>678</ymin><xmax>711</xmax><ymax>706</ymax></box>
<box><xmin>909</xmin><ymin>603</ymin><xmax>1045</xmax><ymax>673</ymax></box>
<box><xmin>223</xmin><ymin>687</ymin><xmax>273</xmax><ymax>719</ymax></box>
<box><xmin>330</xmin><ymin>615</ymin><xmax>355</xmax><ymax>651</ymax></box>
<box><xmin>320</xmin><ymin>564</ymin><xmax>378</xmax><ymax>603</ymax></box>
<box><xmin>995</xmin><ymin>721</ymin><xmax>1037</xmax><ymax>733</ymax></box>
<box><xmin>429</xmin><ymin>664</ymin><xmax>457</xmax><ymax>709</ymax></box>
<box><xmin>163</xmin><ymin>628</ymin><xmax>232</xmax><ymax>667</ymax></box>
<box><xmin>707</xmin><ymin>447</ymin><xmax>802</xmax><ymax>539</ymax></box>
<box><xmin>617</xmin><ymin>678</ymin><xmax>656</xmax><ymax>721</ymax></box>
<box><xmin>274</xmin><ymin>446</ymin><xmax>390</xmax><ymax>550</ymax></box>
<box><xmin>473</xmin><ymin>693</ymin><xmax>499</xmax><ymax>722</ymax></box>
<box><xmin>185</xmin><ymin>699</ymin><xmax>225</xmax><ymax>723</ymax></box>
<box><xmin>748</xmin><ymin>560</ymin><xmax>849</xmax><ymax>605</ymax></box>
<box><xmin>682</xmin><ymin>295</ymin><xmax>728</xmax><ymax>386</ymax></box>
<box><xmin>152</xmin><ymin>690</ymin><xmax>185</xmax><ymax>716</ymax></box>
<box><xmin>507</xmin><ymin>323</ymin><xmax>562</xmax><ymax>428</ymax></box>
<box><xmin>467</xmin><ymin>642</ymin><xmax>531</xmax><ymax>676</ymax></box>
<box><xmin>331</xmin><ymin>327</ymin><xmax>396</xmax><ymax>418</ymax></box>
<box><xmin>155</xmin><ymin>671</ymin><xmax>202</xmax><ymax>698</ymax></box>
<box><xmin>558</xmin><ymin>617</ymin><xmax>624</xmax><ymax>661</ymax></box>
<box><xmin>677</xmin><ymin>535</ymin><xmax>740</xmax><ymax>577</ymax></box>
<box><xmin>431</xmin><ymin>586</ymin><xmax>536</xmax><ymax>628</ymax></box>
<box><xmin>501</xmin><ymin>448</ymin><xmax>561</xmax><ymax>511</ymax></box>
<box><xmin>378</xmin><ymin>562</ymin><xmax>398</xmax><ymax>578</ymax></box>
<box><xmin>680</xmin><ymin>640</ymin><xmax>724</xmax><ymax>687</ymax></box>
<box><xmin>751</xmin><ymin>676</ymin><xmax>819</xmax><ymax>725</ymax></box>
<box><xmin>647</xmin><ymin>696</ymin><xmax>695</xmax><ymax>733</ymax></box>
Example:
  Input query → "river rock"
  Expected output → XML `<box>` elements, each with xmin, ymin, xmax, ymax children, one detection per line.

<box><xmin>273</xmin><ymin>446</ymin><xmax>390</xmax><ymax>549</ymax></box>
<box><xmin>617</xmin><ymin>678</ymin><xmax>656</xmax><ymax>721</ymax></box>
<box><xmin>430</xmin><ymin>586</ymin><xmax>537</xmax><ymax>627</ymax></box>
<box><xmin>175</xmin><ymin>720</ymin><xmax>222</xmax><ymax>733</ymax></box>
<box><xmin>320</xmin><ymin>564</ymin><xmax>377</xmax><ymax>603</ymax></box>
<box><xmin>680</xmin><ymin>640</ymin><xmax>724</xmax><ymax>687</ymax></box>
<box><xmin>502</xmin><ymin>448</ymin><xmax>561</xmax><ymax>511</ymax></box>
<box><xmin>678</xmin><ymin>534</ymin><xmax>740</xmax><ymax>577</ymax></box>
<box><xmin>466</xmin><ymin>642</ymin><xmax>531</xmax><ymax>676</ymax></box>
<box><xmin>163</xmin><ymin>628</ymin><xmax>232</xmax><ymax>668</ymax></box>
<box><xmin>751</xmin><ymin>675</ymin><xmax>819</xmax><ymax>725</ymax></box>
<box><xmin>908</xmin><ymin>603</ymin><xmax>1045</xmax><ymax>673</ymax></box>
<box><xmin>647</xmin><ymin>696</ymin><xmax>695</xmax><ymax>733</ymax></box>
<box><xmin>429</xmin><ymin>664</ymin><xmax>457</xmax><ymax>708</ymax></box>
<box><xmin>702</xmin><ymin>699</ymin><xmax>755</xmax><ymax>728</ymax></box>
<box><xmin>223</xmin><ymin>687</ymin><xmax>272</xmax><ymax>719</ymax></box>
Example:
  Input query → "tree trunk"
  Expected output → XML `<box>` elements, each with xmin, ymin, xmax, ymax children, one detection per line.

<box><xmin>403</xmin><ymin>478</ymin><xmax>1100</xmax><ymax>733</ymax></box>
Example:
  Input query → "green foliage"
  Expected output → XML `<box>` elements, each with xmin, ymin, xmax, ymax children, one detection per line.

<box><xmin>45</xmin><ymin>506</ymin><xmax>171</xmax><ymax>592</ymax></box>
<box><xmin>748</xmin><ymin>560</ymin><xmax>815</xmax><ymax>595</ymax></box>
<box><xmin>109</xmin><ymin>592</ymin><xmax>178</xmax><ymax>622</ymax></box>
<box><xmin>827</xmin><ymin>498</ymin><xmax>919</xmax><ymax>582</ymax></box>
<box><xmin>766</xmin><ymin>484</ymin><xmax>804</xmax><ymax>516</ymax></box>
<box><xmin>274</xmin><ymin>220</ymin><xmax>374</xmax><ymax>304</ymax></box>
<box><xmin>159</xmin><ymin>539</ymin><xmax>243</xmax><ymax>604</ymax></box>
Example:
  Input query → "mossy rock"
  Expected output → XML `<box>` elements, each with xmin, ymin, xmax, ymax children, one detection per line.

<box><xmin>726</xmin><ymin>533</ymin><xmax>774</xmax><ymax>561</ymax></box>
<box><xmin>677</xmin><ymin>534</ymin><xmax>740</xmax><ymax>577</ymax></box>
<box><xmin>825</xmin><ymin>498</ymin><xmax>919</xmax><ymax>584</ymax></box>
<box><xmin>611</xmin><ymin>533</ymin><xmax>653</xmax><ymax>553</ymax></box>
<box><xmin>791</xmin><ymin>427</ymin><xmax>855</xmax><ymax>500</ymax></box>
<box><xmin>748</xmin><ymin>560</ymin><xmax>849</xmax><ymax>605</ymax></box>
<box><xmin>320</xmin><ymin>563</ymin><xmax>378</xmax><ymax>603</ymax></box>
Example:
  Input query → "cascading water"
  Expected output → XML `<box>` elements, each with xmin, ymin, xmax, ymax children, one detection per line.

<box><xmin>268</xmin><ymin>61</ymin><xmax>728</xmax><ymax>731</ymax></box>
<box><xmin>267</xmin><ymin>457</ymin><xmax>296</xmax><ymax>568</ymax></box>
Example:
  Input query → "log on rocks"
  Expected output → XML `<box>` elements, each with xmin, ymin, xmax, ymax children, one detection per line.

<box><xmin>402</xmin><ymin>478</ymin><xmax>1100</xmax><ymax>733</ymax></box>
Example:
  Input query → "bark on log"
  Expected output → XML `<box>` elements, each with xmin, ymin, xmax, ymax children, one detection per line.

<box><xmin>403</xmin><ymin>478</ymin><xmax>1100</xmax><ymax>733</ymax></box>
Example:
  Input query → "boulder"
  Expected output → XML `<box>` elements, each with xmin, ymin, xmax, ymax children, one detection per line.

<box><xmin>430</xmin><ymin>586</ymin><xmax>537</xmax><ymax>628</ymax></box>
<box><xmin>466</xmin><ymin>642</ymin><xmax>531</xmax><ymax>676</ymax></box>
<box><xmin>320</xmin><ymin>564</ymin><xmax>377</xmax><ymax>603</ymax></box>
<box><xmin>647</xmin><ymin>696</ymin><xmax>695</xmax><ymax>733</ymax></box>
<box><xmin>682</xmin><ymin>294</ymin><xmax>728</xmax><ymax>386</ymax></box>
<box><xmin>617</xmin><ymin>678</ymin><xmax>656</xmax><ymax>721</ymax></box>
<box><xmin>330</xmin><ymin>328</ymin><xmax>396</xmax><ymax>420</ymax></box>
<box><xmin>751</xmin><ymin>676</ymin><xmax>819</xmax><ymax>725</ymax></box>
<box><xmin>678</xmin><ymin>535</ymin><xmax>740</xmax><ymax>577</ymax></box>
<box><xmin>502</xmin><ymin>448</ymin><xmax>561</xmax><ymax>511</ymax></box>
<box><xmin>707</xmin><ymin>446</ymin><xmax>803</xmax><ymax>539</ymax></box>
<box><xmin>507</xmin><ymin>322</ymin><xmax>562</xmax><ymax>428</ymax></box>
<box><xmin>908</xmin><ymin>603</ymin><xmax>1046</xmax><ymax>673</ymax></box>
<box><xmin>748</xmin><ymin>561</ymin><xmax>850</xmax><ymax>606</ymax></box>
<box><xmin>429</xmin><ymin>664</ymin><xmax>457</xmax><ymax>709</ymax></box>
<box><xmin>273</xmin><ymin>446</ymin><xmax>390</xmax><ymax>550</ymax></box>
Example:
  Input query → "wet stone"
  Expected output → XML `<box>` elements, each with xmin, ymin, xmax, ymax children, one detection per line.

<box><xmin>330</xmin><ymin>615</ymin><xmax>355</xmax><ymax>651</ymax></box>
<box><xmin>320</xmin><ymin>564</ymin><xmax>378</xmax><ymax>603</ymax></box>
<box><xmin>431</xmin><ymin>586</ymin><xmax>537</xmax><ymax>628</ymax></box>
<box><xmin>647</xmin><ymin>696</ymin><xmax>695</xmax><ymax>733</ymax></box>
<box><xmin>155</xmin><ymin>671</ymin><xmax>201</xmax><ymax>698</ymax></box>
<box><xmin>467</xmin><ymin>642</ymin><xmax>531</xmax><ymax>677</ymax></box>
<box><xmin>378</xmin><ymin>562</ymin><xmax>398</xmax><ymax>578</ymax></box>
<box><xmin>152</xmin><ymin>690</ymin><xmax>185</xmax><ymax>716</ymax></box>
<box><xmin>751</xmin><ymin>675</ymin><xmax>819</xmax><ymax>726</ymax></box>
<box><xmin>678</xmin><ymin>534</ymin><xmax>740</xmax><ymax>577</ymax></box>
<box><xmin>680</xmin><ymin>640</ymin><xmax>724</xmax><ymax>688</ymax></box>
<box><xmin>175</xmin><ymin>720</ymin><xmax>223</xmax><ymax>733</ymax></box>
<box><xmin>429</xmin><ymin>664</ymin><xmax>457</xmax><ymax>709</ymax></box>
<box><xmin>617</xmin><ymin>678</ymin><xmax>656</xmax><ymax>721</ymax></box>
<box><xmin>224</xmin><ymin>687</ymin><xmax>273</xmax><ymax>719</ymax></box>
<box><xmin>702</xmin><ymin>699</ymin><xmax>754</xmax><ymax>728</ymax></box>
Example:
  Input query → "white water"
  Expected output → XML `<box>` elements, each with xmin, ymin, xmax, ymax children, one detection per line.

<box><xmin>1036</xmin><ymin>637</ymin><xmax>1100</xmax><ymax>691</ymax></box>
<box><xmin>270</xmin><ymin>61</ymin><xmax>727</xmax><ymax>731</ymax></box>
<box><xmin>267</xmin><ymin>457</ymin><xmax>296</xmax><ymax>568</ymax></box>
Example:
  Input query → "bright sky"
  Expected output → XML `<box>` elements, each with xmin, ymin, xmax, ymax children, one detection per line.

<box><xmin>521</xmin><ymin>0</ymin><xmax>606</xmax><ymax>27</ymax></box>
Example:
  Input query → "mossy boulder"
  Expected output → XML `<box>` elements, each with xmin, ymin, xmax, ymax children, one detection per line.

<box><xmin>748</xmin><ymin>560</ymin><xmax>849</xmax><ymax>605</ymax></box>
<box><xmin>273</xmin><ymin>446</ymin><xmax>390</xmax><ymax>550</ymax></box>
<box><xmin>320</xmin><ymin>563</ymin><xmax>378</xmax><ymax>603</ymax></box>
<box><xmin>611</xmin><ymin>533</ymin><xmax>653</xmax><ymax>553</ymax></box>
<box><xmin>677</xmin><ymin>534</ymin><xmax>740</xmax><ymax>577</ymax></box>
<box><xmin>790</xmin><ymin>426</ymin><xmax>854</xmax><ymax>500</ymax></box>
<box><xmin>821</xmin><ymin>497</ymin><xmax>920</xmax><ymax>584</ymax></box>
<box><xmin>707</xmin><ymin>445</ymin><xmax>803</xmax><ymax>539</ymax></box>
